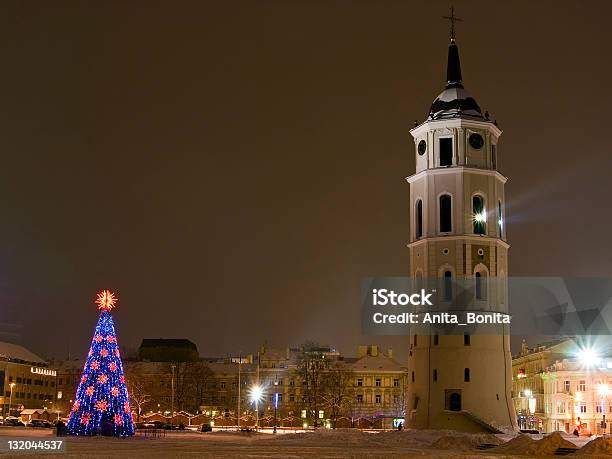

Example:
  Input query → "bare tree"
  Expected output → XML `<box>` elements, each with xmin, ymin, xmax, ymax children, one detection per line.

<box><xmin>295</xmin><ymin>342</ymin><xmax>329</xmax><ymax>428</ymax></box>
<box><xmin>189</xmin><ymin>361</ymin><xmax>214</xmax><ymax>412</ymax></box>
<box><xmin>321</xmin><ymin>361</ymin><xmax>355</xmax><ymax>428</ymax></box>
<box><xmin>126</xmin><ymin>369</ymin><xmax>151</xmax><ymax>421</ymax></box>
<box><xmin>167</xmin><ymin>362</ymin><xmax>197</xmax><ymax>413</ymax></box>
<box><xmin>390</xmin><ymin>376</ymin><xmax>408</xmax><ymax>420</ymax></box>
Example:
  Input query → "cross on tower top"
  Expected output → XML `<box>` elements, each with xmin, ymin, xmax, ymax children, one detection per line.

<box><xmin>442</xmin><ymin>6</ymin><xmax>462</xmax><ymax>42</ymax></box>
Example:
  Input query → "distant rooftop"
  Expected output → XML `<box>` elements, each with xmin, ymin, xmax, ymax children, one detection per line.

<box><xmin>138</xmin><ymin>338</ymin><xmax>199</xmax><ymax>362</ymax></box>
<box><xmin>0</xmin><ymin>342</ymin><xmax>47</xmax><ymax>365</ymax></box>
<box><xmin>140</xmin><ymin>338</ymin><xmax>198</xmax><ymax>350</ymax></box>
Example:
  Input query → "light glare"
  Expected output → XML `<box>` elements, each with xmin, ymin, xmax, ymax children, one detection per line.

<box><xmin>249</xmin><ymin>384</ymin><xmax>264</xmax><ymax>404</ymax></box>
<box><xmin>474</xmin><ymin>212</ymin><xmax>486</xmax><ymax>223</ymax></box>
<box><xmin>577</xmin><ymin>348</ymin><xmax>601</xmax><ymax>368</ymax></box>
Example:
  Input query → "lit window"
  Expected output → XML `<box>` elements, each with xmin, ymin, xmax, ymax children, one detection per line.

<box><xmin>498</xmin><ymin>201</ymin><xmax>503</xmax><ymax>238</ymax></box>
<box><xmin>473</xmin><ymin>195</ymin><xmax>486</xmax><ymax>235</ymax></box>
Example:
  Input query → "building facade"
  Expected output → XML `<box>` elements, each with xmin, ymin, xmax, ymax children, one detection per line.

<box><xmin>0</xmin><ymin>342</ymin><xmax>57</xmax><ymax>417</ymax></box>
<box><xmin>405</xmin><ymin>26</ymin><xmax>516</xmax><ymax>432</ymax></box>
<box><xmin>54</xmin><ymin>343</ymin><xmax>407</xmax><ymax>429</ymax></box>
<box><xmin>347</xmin><ymin>345</ymin><xmax>407</xmax><ymax>428</ymax></box>
<box><xmin>512</xmin><ymin>338</ymin><xmax>612</xmax><ymax>434</ymax></box>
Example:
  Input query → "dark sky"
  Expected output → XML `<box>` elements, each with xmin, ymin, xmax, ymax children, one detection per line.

<box><xmin>1</xmin><ymin>1</ymin><xmax>611</xmax><ymax>362</ymax></box>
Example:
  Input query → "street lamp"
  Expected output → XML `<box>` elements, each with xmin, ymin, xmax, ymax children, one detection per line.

<box><xmin>597</xmin><ymin>384</ymin><xmax>610</xmax><ymax>398</ymax></box>
<box><xmin>273</xmin><ymin>381</ymin><xmax>279</xmax><ymax>434</ymax></box>
<box><xmin>521</xmin><ymin>389</ymin><xmax>533</xmax><ymax>430</ymax></box>
<box><xmin>598</xmin><ymin>384</ymin><xmax>610</xmax><ymax>436</ymax></box>
<box><xmin>249</xmin><ymin>384</ymin><xmax>264</xmax><ymax>432</ymax></box>
<box><xmin>8</xmin><ymin>383</ymin><xmax>15</xmax><ymax>417</ymax></box>
<box><xmin>577</xmin><ymin>348</ymin><xmax>601</xmax><ymax>368</ymax></box>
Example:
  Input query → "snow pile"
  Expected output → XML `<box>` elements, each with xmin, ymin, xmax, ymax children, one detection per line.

<box><xmin>491</xmin><ymin>432</ymin><xmax>575</xmax><ymax>456</ymax></box>
<box><xmin>577</xmin><ymin>437</ymin><xmax>612</xmax><ymax>456</ymax></box>
<box><xmin>374</xmin><ymin>429</ymin><xmax>448</xmax><ymax>448</ymax></box>
<box><xmin>258</xmin><ymin>429</ymin><xmax>380</xmax><ymax>446</ymax></box>
<box><xmin>258</xmin><ymin>428</ymin><xmax>504</xmax><ymax>451</ymax></box>
<box><xmin>431</xmin><ymin>433</ymin><xmax>502</xmax><ymax>451</ymax></box>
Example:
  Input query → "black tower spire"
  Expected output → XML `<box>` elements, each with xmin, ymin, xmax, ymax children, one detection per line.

<box><xmin>443</xmin><ymin>6</ymin><xmax>463</xmax><ymax>87</ymax></box>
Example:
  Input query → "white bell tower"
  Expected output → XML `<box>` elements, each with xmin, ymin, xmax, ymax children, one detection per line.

<box><xmin>406</xmin><ymin>12</ymin><xmax>517</xmax><ymax>432</ymax></box>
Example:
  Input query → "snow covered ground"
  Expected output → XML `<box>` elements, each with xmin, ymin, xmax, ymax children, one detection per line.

<box><xmin>0</xmin><ymin>426</ymin><xmax>610</xmax><ymax>458</ymax></box>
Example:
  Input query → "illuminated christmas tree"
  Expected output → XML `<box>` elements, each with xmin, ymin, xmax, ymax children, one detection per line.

<box><xmin>66</xmin><ymin>290</ymin><xmax>135</xmax><ymax>436</ymax></box>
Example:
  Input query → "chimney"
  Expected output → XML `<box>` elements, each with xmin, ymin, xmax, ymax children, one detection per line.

<box><xmin>358</xmin><ymin>345</ymin><xmax>368</xmax><ymax>358</ymax></box>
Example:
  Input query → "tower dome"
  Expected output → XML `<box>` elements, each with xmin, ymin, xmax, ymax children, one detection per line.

<box><xmin>428</xmin><ymin>39</ymin><xmax>484</xmax><ymax>121</ymax></box>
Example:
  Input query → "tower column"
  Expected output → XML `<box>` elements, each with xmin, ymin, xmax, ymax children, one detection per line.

<box><xmin>406</xmin><ymin>24</ymin><xmax>517</xmax><ymax>432</ymax></box>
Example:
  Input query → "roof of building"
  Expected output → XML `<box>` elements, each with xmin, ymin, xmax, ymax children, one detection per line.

<box><xmin>139</xmin><ymin>339</ymin><xmax>198</xmax><ymax>351</ymax></box>
<box><xmin>20</xmin><ymin>409</ymin><xmax>47</xmax><ymax>415</ymax></box>
<box><xmin>0</xmin><ymin>342</ymin><xmax>46</xmax><ymax>365</ymax></box>
<box><xmin>427</xmin><ymin>38</ymin><xmax>485</xmax><ymax>122</ymax></box>
<box><xmin>348</xmin><ymin>353</ymin><xmax>406</xmax><ymax>372</ymax></box>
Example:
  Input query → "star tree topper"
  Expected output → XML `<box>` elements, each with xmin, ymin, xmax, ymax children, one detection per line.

<box><xmin>96</xmin><ymin>289</ymin><xmax>117</xmax><ymax>311</ymax></box>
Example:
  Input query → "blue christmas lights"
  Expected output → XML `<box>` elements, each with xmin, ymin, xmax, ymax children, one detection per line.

<box><xmin>66</xmin><ymin>310</ymin><xmax>135</xmax><ymax>436</ymax></box>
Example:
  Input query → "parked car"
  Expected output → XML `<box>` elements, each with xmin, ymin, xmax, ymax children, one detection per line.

<box><xmin>4</xmin><ymin>417</ymin><xmax>25</xmax><ymax>427</ymax></box>
<box><xmin>28</xmin><ymin>419</ymin><xmax>53</xmax><ymax>428</ymax></box>
<box><xmin>163</xmin><ymin>423</ymin><xmax>184</xmax><ymax>430</ymax></box>
<box><xmin>151</xmin><ymin>420</ymin><xmax>166</xmax><ymax>429</ymax></box>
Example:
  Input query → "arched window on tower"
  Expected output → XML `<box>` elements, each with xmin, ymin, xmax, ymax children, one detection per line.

<box><xmin>439</xmin><ymin>138</ymin><xmax>453</xmax><ymax>166</ymax></box>
<box><xmin>491</xmin><ymin>144</ymin><xmax>497</xmax><ymax>170</ymax></box>
<box><xmin>472</xmin><ymin>194</ymin><xmax>486</xmax><ymax>235</ymax></box>
<box><xmin>498</xmin><ymin>200</ymin><xmax>503</xmax><ymax>239</ymax></box>
<box><xmin>474</xmin><ymin>268</ymin><xmax>488</xmax><ymax>300</ymax></box>
<box><xmin>439</xmin><ymin>194</ymin><xmax>452</xmax><ymax>233</ymax></box>
<box><xmin>444</xmin><ymin>270</ymin><xmax>453</xmax><ymax>301</ymax></box>
<box><xmin>415</xmin><ymin>270</ymin><xmax>423</xmax><ymax>292</ymax></box>
<box><xmin>415</xmin><ymin>199</ymin><xmax>423</xmax><ymax>239</ymax></box>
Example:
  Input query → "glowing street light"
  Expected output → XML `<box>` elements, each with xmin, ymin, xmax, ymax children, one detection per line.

<box><xmin>598</xmin><ymin>384</ymin><xmax>610</xmax><ymax>398</ymax></box>
<box><xmin>524</xmin><ymin>389</ymin><xmax>532</xmax><ymax>397</ymax></box>
<box><xmin>249</xmin><ymin>384</ymin><xmax>264</xmax><ymax>431</ymax></box>
<box><xmin>577</xmin><ymin>348</ymin><xmax>601</xmax><ymax>368</ymax></box>
<box><xmin>8</xmin><ymin>382</ymin><xmax>15</xmax><ymax>417</ymax></box>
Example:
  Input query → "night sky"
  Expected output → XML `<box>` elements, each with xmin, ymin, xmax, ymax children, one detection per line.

<box><xmin>1</xmin><ymin>1</ymin><xmax>611</xmax><ymax>362</ymax></box>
